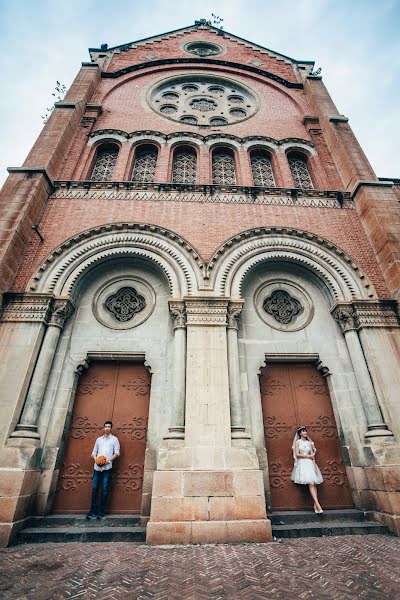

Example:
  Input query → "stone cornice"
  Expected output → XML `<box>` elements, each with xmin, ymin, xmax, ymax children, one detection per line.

<box><xmin>184</xmin><ymin>297</ymin><xmax>230</xmax><ymax>326</ymax></box>
<box><xmin>1</xmin><ymin>294</ymin><xmax>75</xmax><ymax>327</ymax></box>
<box><xmin>7</xmin><ymin>167</ymin><xmax>54</xmax><ymax>191</ymax></box>
<box><xmin>350</xmin><ymin>180</ymin><xmax>394</xmax><ymax>198</ymax></box>
<box><xmin>51</xmin><ymin>181</ymin><xmax>353</xmax><ymax>210</ymax></box>
<box><xmin>331</xmin><ymin>300</ymin><xmax>400</xmax><ymax>332</ymax></box>
<box><xmin>1</xmin><ymin>293</ymin><xmax>53</xmax><ymax>324</ymax></box>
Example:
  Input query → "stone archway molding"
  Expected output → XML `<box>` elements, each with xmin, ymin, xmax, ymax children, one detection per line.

<box><xmin>207</xmin><ymin>227</ymin><xmax>376</xmax><ymax>301</ymax></box>
<box><xmin>29</xmin><ymin>223</ymin><xmax>205</xmax><ymax>298</ymax></box>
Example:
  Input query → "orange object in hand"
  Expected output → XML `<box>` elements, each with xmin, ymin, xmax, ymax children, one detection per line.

<box><xmin>95</xmin><ymin>455</ymin><xmax>108</xmax><ymax>466</ymax></box>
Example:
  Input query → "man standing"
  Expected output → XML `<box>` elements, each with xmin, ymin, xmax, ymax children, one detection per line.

<box><xmin>87</xmin><ymin>420</ymin><xmax>120</xmax><ymax>519</ymax></box>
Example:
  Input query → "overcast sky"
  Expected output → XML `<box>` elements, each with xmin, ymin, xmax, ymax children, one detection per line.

<box><xmin>0</xmin><ymin>0</ymin><xmax>399</xmax><ymax>187</ymax></box>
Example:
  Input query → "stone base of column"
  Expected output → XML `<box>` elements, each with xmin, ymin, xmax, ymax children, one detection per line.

<box><xmin>8</xmin><ymin>425</ymin><xmax>41</xmax><ymax>446</ymax></box>
<box><xmin>364</xmin><ymin>423</ymin><xmax>394</xmax><ymax>440</ymax></box>
<box><xmin>146</xmin><ymin>468</ymin><xmax>272</xmax><ymax>545</ymax></box>
<box><xmin>163</xmin><ymin>426</ymin><xmax>185</xmax><ymax>440</ymax></box>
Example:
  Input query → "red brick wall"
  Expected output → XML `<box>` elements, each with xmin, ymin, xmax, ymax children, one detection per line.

<box><xmin>13</xmin><ymin>198</ymin><xmax>389</xmax><ymax>298</ymax></box>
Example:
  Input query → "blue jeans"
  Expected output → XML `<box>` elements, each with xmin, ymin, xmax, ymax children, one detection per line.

<box><xmin>90</xmin><ymin>469</ymin><xmax>111</xmax><ymax>515</ymax></box>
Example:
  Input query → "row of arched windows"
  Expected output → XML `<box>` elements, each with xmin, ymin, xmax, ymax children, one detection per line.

<box><xmin>90</xmin><ymin>143</ymin><xmax>314</xmax><ymax>189</ymax></box>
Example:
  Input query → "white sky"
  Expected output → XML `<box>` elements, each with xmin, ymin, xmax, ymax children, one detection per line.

<box><xmin>0</xmin><ymin>0</ymin><xmax>399</xmax><ymax>187</ymax></box>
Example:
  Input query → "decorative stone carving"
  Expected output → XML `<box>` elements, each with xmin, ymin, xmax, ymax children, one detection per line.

<box><xmin>352</xmin><ymin>300</ymin><xmax>400</xmax><ymax>328</ymax></box>
<box><xmin>51</xmin><ymin>182</ymin><xmax>353</xmax><ymax>209</ymax></box>
<box><xmin>169</xmin><ymin>301</ymin><xmax>186</xmax><ymax>329</ymax></box>
<box><xmin>93</xmin><ymin>277</ymin><xmax>155</xmax><ymax>330</ymax></box>
<box><xmin>1</xmin><ymin>293</ymin><xmax>53</xmax><ymax>323</ymax></box>
<box><xmin>227</xmin><ymin>301</ymin><xmax>243</xmax><ymax>330</ymax></box>
<box><xmin>105</xmin><ymin>286</ymin><xmax>146</xmax><ymax>323</ymax></box>
<box><xmin>184</xmin><ymin>41</ymin><xmax>222</xmax><ymax>57</ymax></box>
<box><xmin>263</xmin><ymin>289</ymin><xmax>303</xmax><ymax>324</ymax></box>
<box><xmin>185</xmin><ymin>298</ymin><xmax>229</xmax><ymax>326</ymax></box>
<box><xmin>49</xmin><ymin>299</ymin><xmax>75</xmax><ymax>328</ymax></box>
<box><xmin>255</xmin><ymin>282</ymin><xmax>313</xmax><ymax>332</ymax></box>
<box><xmin>148</xmin><ymin>75</ymin><xmax>257</xmax><ymax>127</ymax></box>
<box><xmin>331</xmin><ymin>304</ymin><xmax>357</xmax><ymax>332</ymax></box>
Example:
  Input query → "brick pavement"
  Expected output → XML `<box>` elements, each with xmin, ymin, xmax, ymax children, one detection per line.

<box><xmin>0</xmin><ymin>535</ymin><xmax>399</xmax><ymax>599</ymax></box>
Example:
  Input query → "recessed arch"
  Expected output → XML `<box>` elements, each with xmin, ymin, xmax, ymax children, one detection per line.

<box><xmin>207</xmin><ymin>227</ymin><xmax>376</xmax><ymax>302</ymax></box>
<box><xmin>28</xmin><ymin>223</ymin><xmax>205</xmax><ymax>299</ymax></box>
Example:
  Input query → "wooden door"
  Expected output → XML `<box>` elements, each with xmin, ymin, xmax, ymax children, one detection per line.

<box><xmin>52</xmin><ymin>361</ymin><xmax>150</xmax><ymax>514</ymax></box>
<box><xmin>260</xmin><ymin>363</ymin><xmax>353</xmax><ymax>510</ymax></box>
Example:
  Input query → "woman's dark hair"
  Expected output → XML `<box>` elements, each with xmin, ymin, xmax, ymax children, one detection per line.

<box><xmin>297</xmin><ymin>426</ymin><xmax>308</xmax><ymax>438</ymax></box>
<box><xmin>104</xmin><ymin>420</ymin><xmax>113</xmax><ymax>427</ymax></box>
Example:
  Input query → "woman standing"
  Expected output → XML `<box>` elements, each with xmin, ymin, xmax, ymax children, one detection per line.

<box><xmin>291</xmin><ymin>426</ymin><xmax>324</xmax><ymax>513</ymax></box>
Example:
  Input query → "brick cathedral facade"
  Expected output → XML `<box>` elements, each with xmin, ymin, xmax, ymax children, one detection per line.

<box><xmin>0</xmin><ymin>22</ymin><xmax>399</xmax><ymax>546</ymax></box>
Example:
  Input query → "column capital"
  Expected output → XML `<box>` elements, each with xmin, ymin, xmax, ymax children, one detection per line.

<box><xmin>168</xmin><ymin>300</ymin><xmax>186</xmax><ymax>329</ymax></box>
<box><xmin>184</xmin><ymin>297</ymin><xmax>230</xmax><ymax>326</ymax></box>
<box><xmin>227</xmin><ymin>300</ymin><xmax>245</xmax><ymax>330</ymax></box>
<box><xmin>331</xmin><ymin>303</ymin><xmax>356</xmax><ymax>333</ymax></box>
<box><xmin>48</xmin><ymin>298</ymin><xmax>75</xmax><ymax>328</ymax></box>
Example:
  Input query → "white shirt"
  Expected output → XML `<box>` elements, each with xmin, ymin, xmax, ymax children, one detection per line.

<box><xmin>92</xmin><ymin>434</ymin><xmax>120</xmax><ymax>471</ymax></box>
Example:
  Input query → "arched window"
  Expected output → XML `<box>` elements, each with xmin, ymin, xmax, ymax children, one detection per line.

<box><xmin>172</xmin><ymin>146</ymin><xmax>197</xmax><ymax>184</ymax></box>
<box><xmin>132</xmin><ymin>145</ymin><xmax>158</xmax><ymax>183</ymax></box>
<box><xmin>288</xmin><ymin>152</ymin><xmax>313</xmax><ymax>189</ymax></box>
<box><xmin>90</xmin><ymin>143</ymin><xmax>119</xmax><ymax>181</ymax></box>
<box><xmin>250</xmin><ymin>150</ymin><xmax>275</xmax><ymax>186</ymax></box>
<box><xmin>212</xmin><ymin>148</ymin><xmax>236</xmax><ymax>185</ymax></box>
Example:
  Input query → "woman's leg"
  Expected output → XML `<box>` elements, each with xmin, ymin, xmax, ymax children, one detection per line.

<box><xmin>308</xmin><ymin>484</ymin><xmax>322</xmax><ymax>511</ymax></box>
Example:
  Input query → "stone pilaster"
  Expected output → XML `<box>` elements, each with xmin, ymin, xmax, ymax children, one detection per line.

<box><xmin>163</xmin><ymin>300</ymin><xmax>186</xmax><ymax>440</ymax></box>
<box><xmin>147</xmin><ymin>297</ymin><xmax>271</xmax><ymax>545</ymax></box>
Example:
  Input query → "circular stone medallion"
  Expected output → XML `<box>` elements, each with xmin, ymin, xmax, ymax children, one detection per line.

<box><xmin>93</xmin><ymin>276</ymin><xmax>155</xmax><ymax>330</ymax></box>
<box><xmin>254</xmin><ymin>280</ymin><xmax>314</xmax><ymax>332</ymax></box>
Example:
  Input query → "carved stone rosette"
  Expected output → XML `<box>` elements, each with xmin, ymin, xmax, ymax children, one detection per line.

<box><xmin>227</xmin><ymin>301</ymin><xmax>244</xmax><ymax>330</ymax></box>
<box><xmin>184</xmin><ymin>298</ymin><xmax>229</xmax><ymax>326</ymax></box>
<box><xmin>1</xmin><ymin>293</ymin><xmax>53</xmax><ymax>323</ymax></box>
<box><xmin>331</xmin><ymin>300</ymin><xmax>400</xmax><ymax>331</ymax></box>
<box><xmin>169</xmin><ymin>300</ymin><xmax>186</xmax><ymax>329</ymax></box>
<box><xmin>49</xmin><ymin>299</ymin><xmax>75</xmax><ymax>328</ymax></box>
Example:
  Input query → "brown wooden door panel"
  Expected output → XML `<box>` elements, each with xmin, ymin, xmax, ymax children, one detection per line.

<box><xmin>53</xmin><ymin>361</ymin><xmax>150</xmax><ymax>514</ymax></box>
<box><xmin>260</xmin><ymin>363</ymin><xmax>353</xmax><ymax>511</ymax></box>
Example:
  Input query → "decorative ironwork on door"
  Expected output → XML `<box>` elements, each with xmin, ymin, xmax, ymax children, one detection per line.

<box><xmin>260</xmin><ymin>362</ymin><xmax>352</xmax><ymax>510</ymax></box>
<box><xmin>53</xmin><ymin>361</ymin><xmax>151</xmax><ymax>514</ymax></box>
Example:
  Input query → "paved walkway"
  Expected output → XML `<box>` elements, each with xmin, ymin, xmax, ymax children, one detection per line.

<box><xmin>0</xmin><ymin>535</ymin><xmax>399</xmax><ymax>599</ymax></box>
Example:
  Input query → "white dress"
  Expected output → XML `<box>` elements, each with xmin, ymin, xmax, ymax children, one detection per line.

<box><xmin>291</xmin><ymin>439</ymin><xmax>323</xmax><ymax>485</ymax></box>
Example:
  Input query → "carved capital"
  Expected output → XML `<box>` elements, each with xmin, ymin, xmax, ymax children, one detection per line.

<box><xmin>227</xmin><ymin>301</ymin><xmax>244</xmax><ymax>330</ymax></box>
<box><xmin>184</xmin><ymin>297</ymin><xmax>229</xmax><ymax>326</ymax></box>
<box><xmin>331</xmin><ymin>303</ymin><xmax>356</xmax><ymax>333</ymax></box>
<box><xmin>49</xmin><ymin>299</ymin><xmax>75</xmax><ymax>328</ymax></box>
<box><xmin>1</xmin><ymin>293</ymin><xmax>53</xmax><ymax>324</ymax></box>
<box><xmin>169</xmin><ymin>300</ymin><xmax>186</xmax><ymax>329</ymax></box>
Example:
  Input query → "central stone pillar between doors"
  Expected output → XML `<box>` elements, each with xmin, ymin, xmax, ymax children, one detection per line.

<box><xmin>147</xmin><ymin>297</ymin><xmax>271</xmax><ymax>545</ymax></box>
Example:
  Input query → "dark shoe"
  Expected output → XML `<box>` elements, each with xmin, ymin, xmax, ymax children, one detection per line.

<box><xmin>97</xmin><ymin>514</ymin><xmax>106</xmax><ymax>520</ymax></box>
<box><xmin>86</xmin><ymin>513</ymin><xmax>97</xmax><ymax>520</ymax></box>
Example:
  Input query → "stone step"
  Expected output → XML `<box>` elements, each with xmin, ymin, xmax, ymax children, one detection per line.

<box><xmin>17</xmin><ymin>525</ymin><xmax>147</xmax><ymax>545</ymax></box>
<box><xmin>25</xmin><ymin>514</ymin><xmax>141</xmax><ymax>529</ymax></box>
<box><xmin>272</xmin><ymin>521</ymin><xmax>389</xmax><ymax>539</ymax></box>
<box><xmin>270</xmin><ymin>509</ymin><xmax>368</xmax><ymax>526</ymax></box>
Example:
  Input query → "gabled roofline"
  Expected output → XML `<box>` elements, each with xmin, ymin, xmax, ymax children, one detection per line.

<box><xmin>89</xmin><ymin>22</ymin><xmax>315</xmax><ymax>66</ymax></box>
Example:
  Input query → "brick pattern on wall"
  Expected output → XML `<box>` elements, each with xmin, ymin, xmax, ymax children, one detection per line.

<box><xmin>12</xmin><ymin>198</ymin><xmax>390</xmax><ymax>298</ymax></box>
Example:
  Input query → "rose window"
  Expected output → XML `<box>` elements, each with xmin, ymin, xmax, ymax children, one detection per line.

<box><xmin>149</xmin><ymin>76</ymin><xmax>257</xmax><ymax>126</ymax></box>
<box><xmin>184</xmin><ymin>42</ymin><xmax>222</xmax><ymax>57</ymax></box>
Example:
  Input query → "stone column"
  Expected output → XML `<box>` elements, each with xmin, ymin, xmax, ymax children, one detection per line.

<box><xmin>164</xmin><ymin>300</ymin><xmax>187</xmax><ymax>440</ymax></box>
<box><xmin>331</xmin><ymin>303</ymin><xmax>393</xmax><ymax>440</ymax></box>
<box><xmin>227</xmin><ymin>301</ymin><xmax>250</xmax><ymax>442</ymax></box>
<box><xmin>10</xmin><ymin>299</ymin><xmax>75</xmax><ymax>445</ymax></box>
